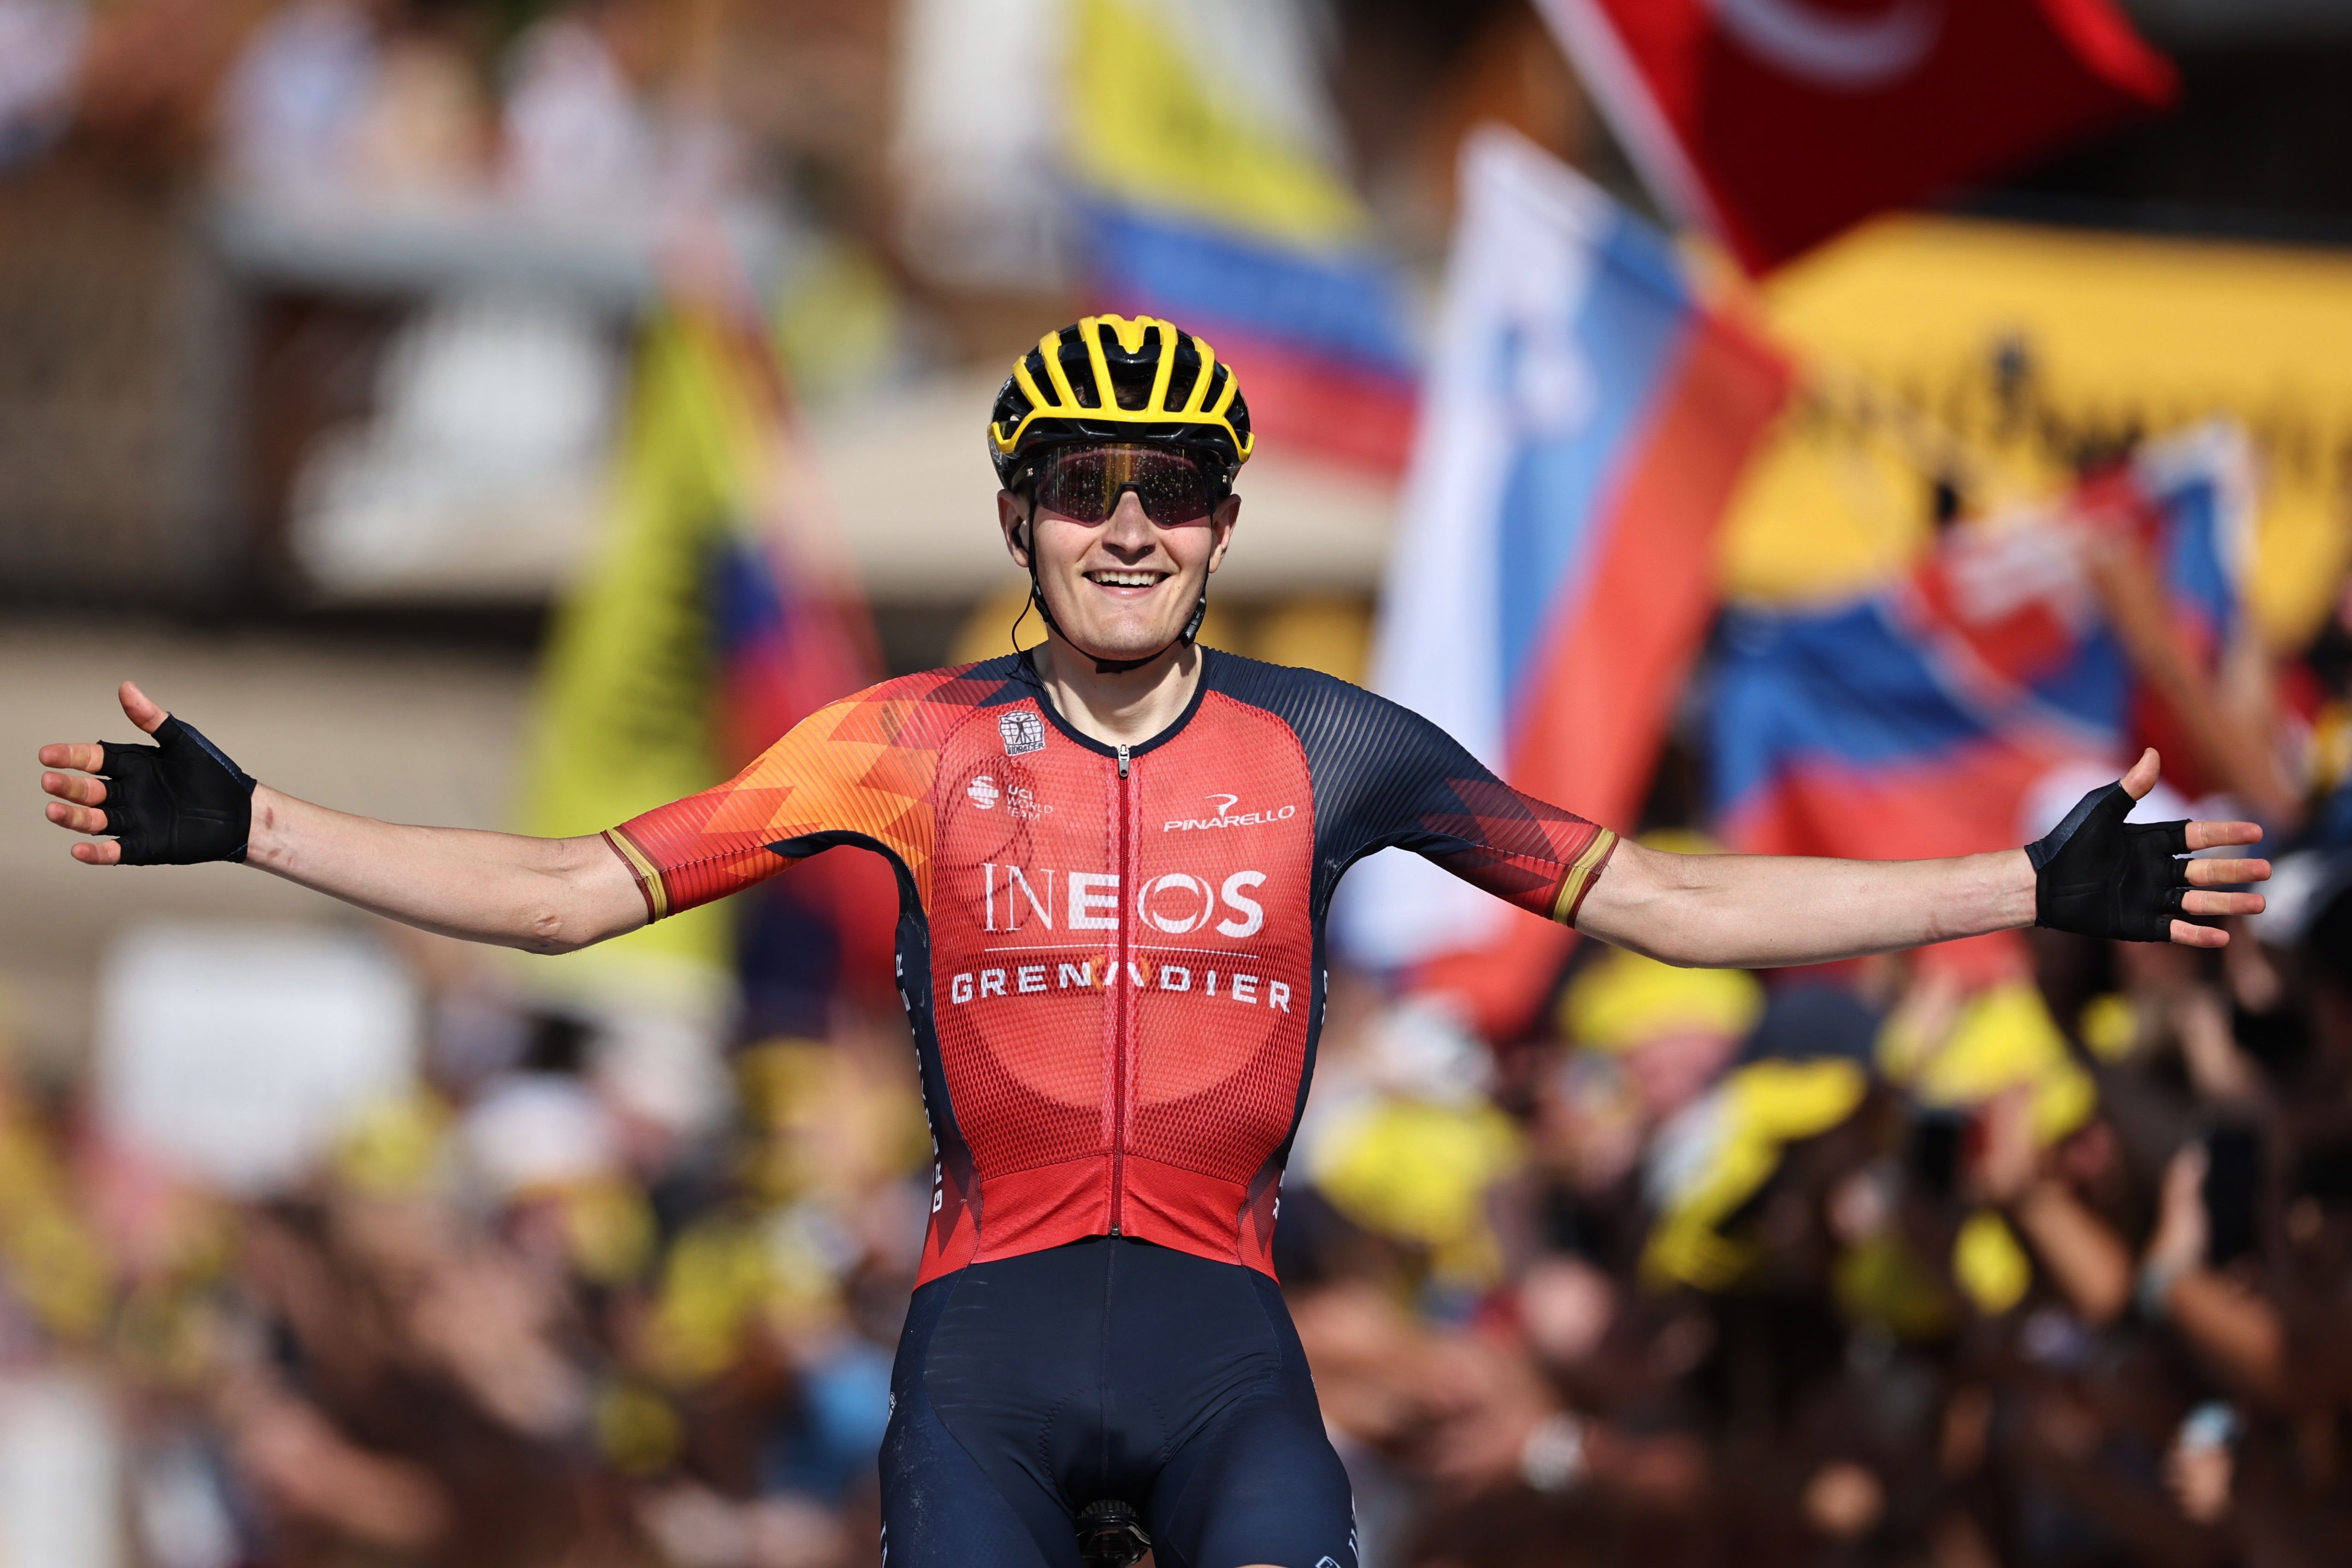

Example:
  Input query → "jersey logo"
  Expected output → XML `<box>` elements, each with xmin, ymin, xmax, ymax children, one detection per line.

<box><xmin>1164</xmin><ymin>792</ymin><xmax>1299</xmax><ymax>831</ymax></box>
<box><xmin>980</xmin><ymin>863</ymin><xmax>1266</xmax><ymax>937</ymax></box>
<box><xmin>967</xmin><ymin>775</ymin><xmax>1051</xmax><ymax>820</ymax></box>
<box><xmin>947</xmin><ymin>959</ymin><xmax>1292</xmax><ymax>1010</ymax></box>
<box><xmin>999</xmin><ymin>709</ymin><xmax>1046</xmax><ymax>757</ymax></box>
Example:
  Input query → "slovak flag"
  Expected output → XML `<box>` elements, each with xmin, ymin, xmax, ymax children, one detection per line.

<box><xmin>1340</xmin><ymin>128</ymin><xmax>1791</xmax><ymax>1038</ymax></box>
<box><xmin>1537</xmin><ymin>0</ymin><xmax>2175</xmax><ymax>272</ymax></box>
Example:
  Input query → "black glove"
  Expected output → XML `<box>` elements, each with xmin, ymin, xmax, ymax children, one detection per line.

<box><xmin>2027</xmin><ymin>780</ymin><xmax>2191</xmax><ymax>942</ymax></box>
<box><xmin>98</xmin><ymin>716</ymin><xmax>257</xmax><ymax>865</ymax></box>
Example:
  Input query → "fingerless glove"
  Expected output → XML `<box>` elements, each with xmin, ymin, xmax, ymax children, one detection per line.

<box><xmin>99</xmin><ymin>716</ymin><xmax>257</xmax><ymax>865</ymax></box>
<box><xmin>2026</xmin><ymin>780</ymin><xmax>2190</xmax><ymax>942</ymax></box>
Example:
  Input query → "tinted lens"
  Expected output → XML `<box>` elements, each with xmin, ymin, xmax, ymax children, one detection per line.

<box><xmin>1034</xmin><ymin>446</ymin><xmax>1213</xmax><ymax>525</ymax></box>
<box><xmin>1032</xmin><ymin>450</ymin><xmax>1117</xmax><ymax>523</ymax></box>
<box><xmin>1129</xmin><ymin>452</ymin><xmax>1215</xmax><ymax>524</ymax></box>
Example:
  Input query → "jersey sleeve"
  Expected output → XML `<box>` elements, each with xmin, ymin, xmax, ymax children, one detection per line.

<box><xmin>1211</xmin><ymin>657</ymin><xmax>1619</xmax><ymax>925</ymax></box>
<box><xmin>602</xmin><ymin>674</ymin><xmax>974</xmax><ymax>921</ymax></box>
<box><xmin>1359</xmin><ymin>704</ymin><xmax>1619</xmax><ymax>926</ymax></box>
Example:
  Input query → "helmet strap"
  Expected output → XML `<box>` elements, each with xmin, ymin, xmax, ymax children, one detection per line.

<box><xmin>1020</xmin><ymin>497</ymin><xmax>1203</xmax><ymax>676</ymax></box>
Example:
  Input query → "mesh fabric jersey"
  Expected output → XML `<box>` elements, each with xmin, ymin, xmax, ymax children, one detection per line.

<box><xmin>606</xmin><ymin>650</ymin><xmax>1618</xmax><ymax>1284</ymax></box>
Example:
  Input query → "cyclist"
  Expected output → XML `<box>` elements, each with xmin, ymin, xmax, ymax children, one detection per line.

<box><xmin>39</xmin><ymin>314</ymin><xmax>2269</xmax><ymax>1568</ymax></box>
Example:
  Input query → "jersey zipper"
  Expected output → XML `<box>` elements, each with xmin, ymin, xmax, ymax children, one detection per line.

<box><xmin>1109</xmin><ymin>742</ymin><xmax>1132</xmax><ymax>1235</ymax></box>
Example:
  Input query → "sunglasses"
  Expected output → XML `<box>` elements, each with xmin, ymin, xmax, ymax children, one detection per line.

<box><xmin>1028</xmin><ymin>444</ymin><xmax>1221</xmax><ymax>527</ymax></box>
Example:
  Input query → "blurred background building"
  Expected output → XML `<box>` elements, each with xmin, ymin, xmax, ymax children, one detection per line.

<box><xmin>2</xmin><ymin>0</ymin><xmax>2352</xmax><ymax>1565</ymax></box>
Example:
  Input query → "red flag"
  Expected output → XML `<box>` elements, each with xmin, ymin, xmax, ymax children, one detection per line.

<box><xmin>1538</xmin><ymin>0</ymin><xmax>2175</xmax><ymax>272</ymax></box>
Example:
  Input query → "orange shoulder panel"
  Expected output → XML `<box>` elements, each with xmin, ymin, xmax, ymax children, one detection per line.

<box><xmin>603</xmin><ymin>665</ymin><xmax>1002</xmax><ymax>920</ymax></box>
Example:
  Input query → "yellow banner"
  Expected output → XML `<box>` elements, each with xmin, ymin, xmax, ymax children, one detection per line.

<box><xmin>1719</xmin><ymin>216</ymin><xmax>2352</xmax><ymax>644</ymax></box>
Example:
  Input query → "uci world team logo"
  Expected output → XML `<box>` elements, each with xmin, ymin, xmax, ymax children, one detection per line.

<box><xmin>999</xmin><ymin>709</ymin><xmax>1046</xmax><ymax>757</ymax></box>
<box><xmin>967</xmin><ymin>774</ymin><xmax>1051</xmax><ymax>820</ymax></box>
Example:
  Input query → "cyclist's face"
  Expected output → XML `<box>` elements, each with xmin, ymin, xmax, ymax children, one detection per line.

<box><xmin>997</xmin><ymin>457</ymin><xmax>1239</xmax><ymax>667</ymax></box>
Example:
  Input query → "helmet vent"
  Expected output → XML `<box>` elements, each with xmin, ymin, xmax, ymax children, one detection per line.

<box><xmin>1168</xmin><ymin>342</ymin><xmax>1204</xmax><ymax>408</ymax></box>
<box><xmin>1051</xmin><ymin>335</ymin><xmax>1099</xmax><ymax>409</ymax></box>
<box><xmin>995</xmin><ymin>374</ymin><xmax>1035</xmax><ymax>428</ymax></box>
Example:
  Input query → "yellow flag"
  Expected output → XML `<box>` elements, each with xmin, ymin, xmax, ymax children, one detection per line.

<box><xmin>515</xmin><ymin>314</ymin><xmax>747</xmax><ymax>996</ymax></box>
<box><xmin>1065</xmin><ymin>0</ymin><xmax>1366</xmax><ymax>249</ymax></box>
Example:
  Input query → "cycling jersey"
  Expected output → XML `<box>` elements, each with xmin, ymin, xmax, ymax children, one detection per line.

<box><xmin>604</xmin><ymin>649</ymin><xmax>1617</xmax><ymax>1283</ymax></box>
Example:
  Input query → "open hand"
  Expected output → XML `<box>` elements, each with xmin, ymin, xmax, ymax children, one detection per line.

<box><xmin>37</xmin><ymin>682</ymin><xmax>254</xmax><ymax>866</ymax></box>
<box><xmin>2034</xmin><ymin>749</ymin><xmax>2269</xmax><ymax>949</ymax></box>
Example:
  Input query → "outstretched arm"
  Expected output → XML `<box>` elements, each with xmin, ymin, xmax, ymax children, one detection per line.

<box><xmin>38</xmin><ymin>683</ymin><xmax>644</xmax><ymax>954</ymax></box>
<box><xmin>1574</xmin><ymin>750</ymin><xmax>2268</xmax><ymax>969</ymax></box>
<box><xmin>236</xmin><ymin>790</ymin><xmax>642</xmax><ymax>953</ymax></box>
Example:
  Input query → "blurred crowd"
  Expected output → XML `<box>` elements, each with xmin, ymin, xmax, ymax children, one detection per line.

<box><xmin>0</xmin><ymin>942</ymin><xmax>930</xmax><ymax>1568</ymax></box>
<box><xmin>1285</xmin><ymin>817</ymin><xmax>2352</xmax><ymax>1568</ymax></box>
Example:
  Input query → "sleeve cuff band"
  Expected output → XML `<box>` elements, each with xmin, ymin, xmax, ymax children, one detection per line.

<box><xmin>1551</xmin><ymin>828</ymin><xmax>1619</xmax><ymax>927</ymax></box>
<box><xmin>602</xmin><ymin>827</ymin><xmax>668</xmax><ymax>922</ymax></box>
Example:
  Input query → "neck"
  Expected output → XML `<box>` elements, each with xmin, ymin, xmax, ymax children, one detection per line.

<box><xmin>1030</xmin><ymin>635</ymin><xmax>1203</xmax><ymax>748</ymax></box>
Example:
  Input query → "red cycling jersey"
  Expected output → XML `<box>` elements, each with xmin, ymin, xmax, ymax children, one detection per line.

<box><xmin>603</xmin><ymin>651</ymin><xmax>1616</xmax><ymax>1285</ymax></box>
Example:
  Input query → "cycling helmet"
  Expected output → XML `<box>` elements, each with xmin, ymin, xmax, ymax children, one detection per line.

<box><xmin>987</xmin><ymin>315</ymin><xmax>1253</xmax><ymax>492</ymax></box>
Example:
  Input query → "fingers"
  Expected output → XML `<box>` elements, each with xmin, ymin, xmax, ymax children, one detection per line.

<box><xmin>41</xmin><ymin>694</ymin><xmax>154</xmax><ymax>867</ymax></box>
<box><xmin>2121</xmin><ymin>747</ymin><xmax>2161</xmax><ymax>800</ymax></box>
<box><xmin>2181</xmin><ymin>889</ymin><xmax>2264</xmax><ymax>918</ymax></box>
<box><xmin>2185</xmin><ymin>820</ymin><xmax>2264</xmax><ymax>852</ymax></box>
<box><xmin>36</xmin><ymin>741</ymin><xmax>106</xmax><ymax>773</ymax></box>
<box><xmin>41</xmin><ymin>771</ymin><xmax>107</xmax><ymax>808</ymax></box>
<box><xmin>2167</xmin><ymin>882</ymin><xmax>2267</xmax><ymax>944</ymax></box>
<box><xmin>2169</xmin><ymin>917</ymin><xmax>2231</xmax><ymax>948</ymax></box>
<box><xmin>118</xmin><ymin>681</ymin><xmax>167</xmax><ymax>735</ymax></box>
<box><xmin>37</xmin><ymin>686</ymin><xmax>167</xmax><ymax>777</ymax></box>
<box><xmin>44</xmin><ymin>798</ymin><xmax>109</xmax><ymax>836</ymax></box>
<box><xmin>2184</xmin><ymin>857</ymin><xmax>2270</xmax><ymax>887</ymax></box>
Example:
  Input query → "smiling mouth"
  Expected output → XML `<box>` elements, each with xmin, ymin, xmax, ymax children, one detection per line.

<box><xmin>1086</xmin><ymin>570</ymin><xmax>1168</xmax><ymax>589</ymax></box>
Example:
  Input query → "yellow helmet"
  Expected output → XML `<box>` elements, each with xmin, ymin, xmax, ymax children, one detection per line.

<box><xmin>987</xmin><ymin>315</ymin><xmax>1254</xmax><ymax>490</ymax></box>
